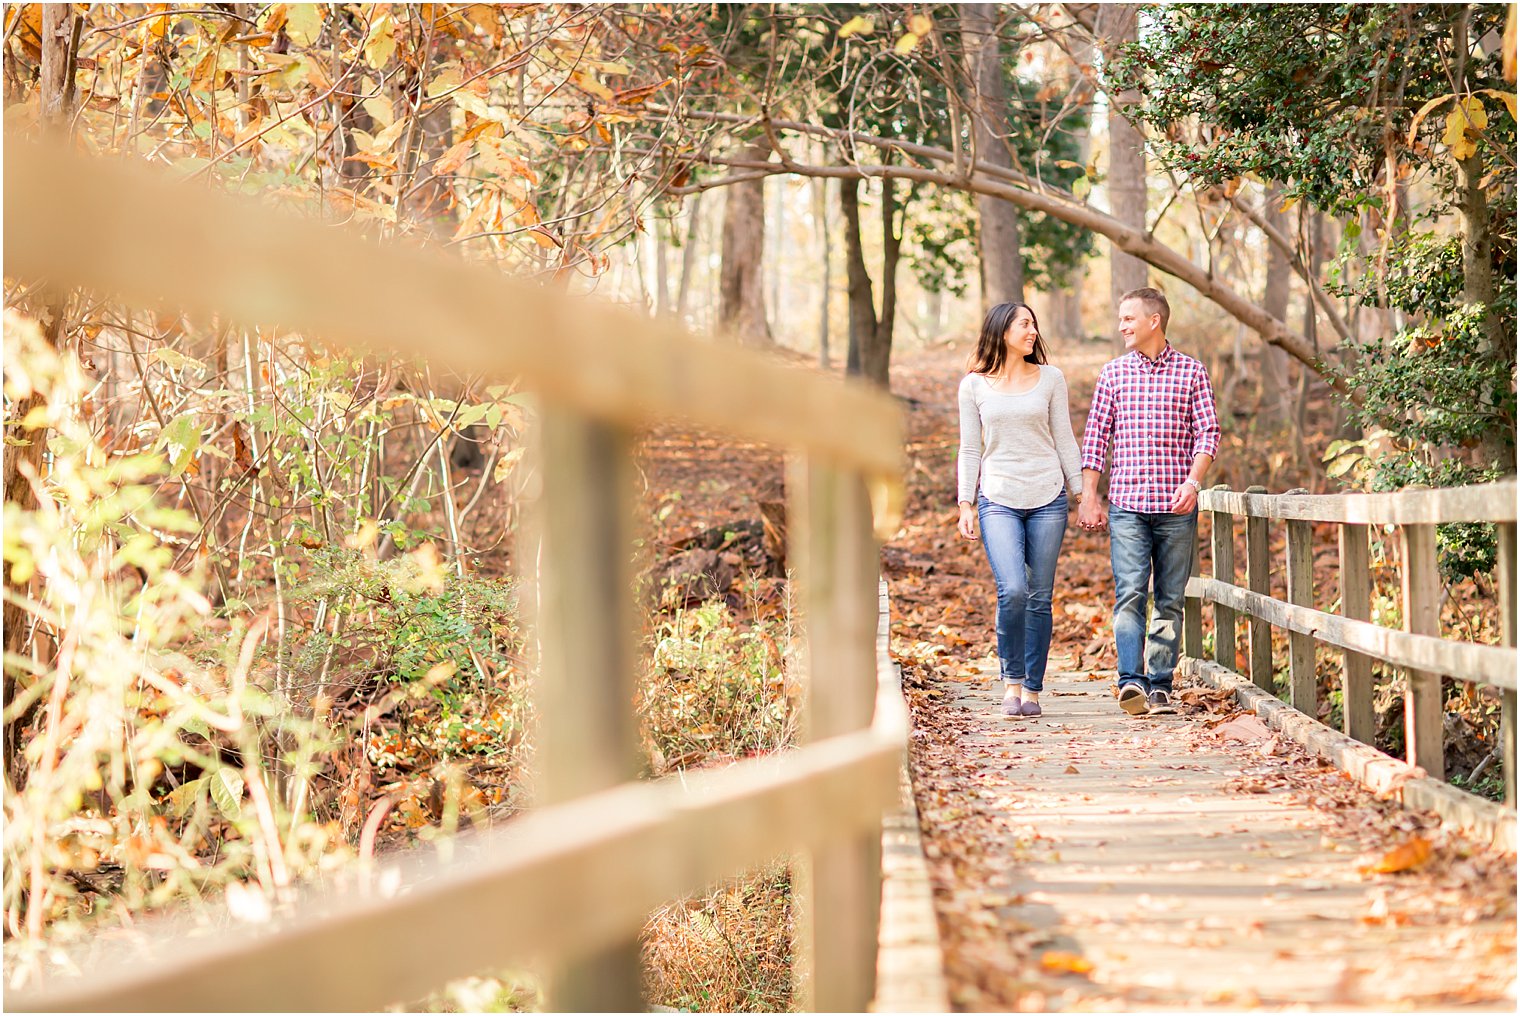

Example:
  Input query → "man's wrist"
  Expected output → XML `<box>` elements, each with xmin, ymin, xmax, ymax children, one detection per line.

<box><xmin>1183</xmin><ymin>477</ymin><xmax>1202</xmax><ymax>491</ymax></box>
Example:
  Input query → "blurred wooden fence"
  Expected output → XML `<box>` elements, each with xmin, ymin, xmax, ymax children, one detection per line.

<box><xmin>1181</xmin><ymin>482</ymin><xmax>1517</xmax><ymax>845</ymax></box>
<box><xmin>5</xmin><ymin>144</ymin><xmax>908</xmax><ymax>1012</ymax></box>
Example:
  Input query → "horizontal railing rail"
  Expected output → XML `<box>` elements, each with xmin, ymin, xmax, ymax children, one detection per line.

<box><xmin>1199</xmin><ymin>479</ymin><xmax>1517</xmax><ymax>525</ymax></box>
<box><xmin>1184</xmin><ymin>578</ymin><xmax>1517</xmax><ymax>690</ymax></box>
<box><xmin>1183</xmin><ymin>482</ymin><xmax>1517</xmax><ymax>811</ymax></box>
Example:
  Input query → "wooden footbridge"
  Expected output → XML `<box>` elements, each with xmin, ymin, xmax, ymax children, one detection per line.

<box><xmin>7</xmin><ymin>144</ymin><xmax>1516</xmax><ymax>1012</ymax></box>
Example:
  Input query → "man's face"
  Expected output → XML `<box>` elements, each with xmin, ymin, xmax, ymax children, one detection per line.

<box><xmin>1118</xmin><ymin>298</ymin><xmax>1156</xmax><ymax>351</ymax></box>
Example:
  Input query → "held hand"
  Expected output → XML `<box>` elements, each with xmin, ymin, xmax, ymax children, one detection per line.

<box><xmin>957</xmin><ymin>504</ymin><xmax>978</xmax><ymax>541</ymax></box>
<box><xmin>1170</xmin><ymin>482</ymin><xmax>1199</xmax><ymax>514</ymax></box>
<box><xmin>1078</xmin><ymin>498</ymin><xmax>1107</xmax><ymax>532</ymax></box>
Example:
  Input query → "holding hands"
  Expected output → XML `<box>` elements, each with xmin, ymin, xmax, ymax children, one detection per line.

<box><xmin>1078</xmin><ymin>497</ymin><xmax>1107</xmax><ymax>532</ymax></box>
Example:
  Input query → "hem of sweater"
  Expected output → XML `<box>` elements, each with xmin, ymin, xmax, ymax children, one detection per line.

<box><xmin>976</xmin><ymin>480</ymin><xmax>1068</xmax><ymax>512</ymax></box>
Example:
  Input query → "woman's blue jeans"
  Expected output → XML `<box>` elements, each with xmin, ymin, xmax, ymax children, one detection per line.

<box><xmin>977</xmin><ymin>490</ymin><xmax>1068</xmax><ymax>691</ymax></box>
<box><xmin>1108</xmin><ymin>505</ymin><xmax>1199</xmax><ymax>695</ymax></box>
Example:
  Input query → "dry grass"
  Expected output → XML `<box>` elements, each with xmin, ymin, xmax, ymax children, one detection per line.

<box><xmin>642</xmin><ymin>863</ymin><xmax>794</xmax><ymax>1013</ymax></box>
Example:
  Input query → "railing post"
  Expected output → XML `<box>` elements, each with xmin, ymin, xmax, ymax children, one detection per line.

<box><xmin>1184</xmin><ymin>540</ymin><xmax>1203</xmax><ymax>660</ymax></box>
<box><xmin>1210</xmin><ymin>486</ymin><xmax>1236</xmax><ymax>671</ymax></box>
<box><xmin>1498</xmin><ymin>521</ymin><xmax>1516</xmax><ymax>807</ymax></box>
<box><xmin>1399</xmin><ymin>522</ymin><xmax>1445</xmax><ymax>781</ymax></box>
<box><xmin>788</xmin><ymin>456</ymin><xmax>881</xmax><ymax>1013</ymax></box>
<box><xmin>1338</xmin><ymin>523</ymin><xmax>1376</xmax><ymax>744</ymax></box>
<box><xmin>528</xmin><ymin>407</ymin><xmax>644</xmax><ymax>1012</ymax></box>
<box><xmin>1285</xmin><ymin>514</ymin><xmax>1316</xmax><ymax>713</ymax></box>
<box><xmin>1243</xmin><ymin>485</ymin><xmax>1272</xmax><ymax>690</ymax></box>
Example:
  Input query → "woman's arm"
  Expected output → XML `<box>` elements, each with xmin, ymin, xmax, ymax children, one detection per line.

<box><xmin>956</xmin><ymin>375</ymin><xmax>983</xmax><ymax>506</ymax></box>
<box><xmin>1049</xmin><ymin>369</ymin><xmax>1084</xmax><ymax>499</ymax></box>
<box><xmin>956</xmin><ymin>376</ymin><xmax>982</xmax><ymax>539</ymax></box>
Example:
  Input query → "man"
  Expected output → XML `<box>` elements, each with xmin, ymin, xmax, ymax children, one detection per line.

<box><xmin>1078</xmin><ymin>288</ymin><xmax>1221</xmax><ymax>716</ymax></box>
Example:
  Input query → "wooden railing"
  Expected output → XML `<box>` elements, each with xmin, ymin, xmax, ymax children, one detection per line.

<box><xmin>5</xmin><ymin>145</ymin><xmax>908</xmax><ymax>1011</ymax></box>
<box><xmin>1182</xmin><ymin>481</ymin><xmax>1518</xmax><ymax>813</ymax></box>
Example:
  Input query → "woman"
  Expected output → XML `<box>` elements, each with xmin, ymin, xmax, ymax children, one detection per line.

<box><xmin>956</xmin><ymin>302</ymin><xmax>1083</xmax><ymax>718</ymax></box>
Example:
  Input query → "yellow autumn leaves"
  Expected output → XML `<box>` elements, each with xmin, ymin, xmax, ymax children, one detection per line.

<box><xmin>1407</xmin><ymin>89</ymin><xmax>1515</xmax><ymax>163</ymax></box>
<box><xmin>1443</xmin><ymin>95</ymin><xmax>1488</xmax><ymax>161</ymax></box>
<box><xmin>837</xmin><ymin>13</ymin><xmax>934</xmax><ymax>55</ymax></box>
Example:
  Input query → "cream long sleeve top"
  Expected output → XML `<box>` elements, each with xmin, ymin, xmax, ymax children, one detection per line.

<box><xmin>957</xmin><ymin>365</ymin><xmax>1084</xmax><ymax>509</ymax></box>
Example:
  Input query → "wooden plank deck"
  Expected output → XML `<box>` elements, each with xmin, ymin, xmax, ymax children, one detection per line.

<box><xmin>920</xmin><ymin>665</ymin><xmax>1516</xmax><ymax>1011</ymax></box>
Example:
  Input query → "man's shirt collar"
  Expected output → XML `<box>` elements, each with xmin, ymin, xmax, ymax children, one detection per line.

<box><xmin>1132</xmin><ymin>343</ymin><xmax>1174</xmax><ymax>370</ymax></box>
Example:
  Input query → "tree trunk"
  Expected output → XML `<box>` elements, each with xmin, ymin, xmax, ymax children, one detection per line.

<box><xmin>1098</xmin><ymin>3</ymin><xmax>1148</xmax><ymax>346</ymax></box>
<box><xmin>1452</xmin><ymin>10</ymin><xmax>1511</xmax><ymax>473</ymax></box>
<box><xmin>1049</xmin><ymin>13</ymin><xmax>1095</xmax><ymax>342</ymax></box>
<box><xmin>859</xmin><ymin>180</ymin><xmax>901</xmax><ymax>387</ymax></box>
<box><xmin>961</xmin><ymin>4</ymin><xmax>1024</xmax><ymax>310</ymax></box>
<box><xmin>653</xmin><ymin>216</ymin><xmax>670</xmax><ymax>317</ymax></box>
<box><xmin>719</xmin><ymin>142</ymin><xmax>771</xmax><ymax>346</ymax></box>
<box><xmin>812</xmin><ymin>176</ymin><xmax>832</xmax><ymax>367</ymax></box>
<box><xmin>838</xmin><ymin>176</ymin><xmax>900</xmax><ymax>389</ymax></box>
<box><xmin>841</xmin><ymin>176</ymin><xmax>873</xmax><ymax>378</ymax></box>
<box><xmin>1292</xmin><ymin>212</ymin><xmax>1324</xmax><ymax>472</ymax></box>
<box><xmin>1258</xmin><ymin>186</ymin><xmax>1293</xmax><ymax>425</ymax></box>
<box><xmin>767</xmin><ymin>176</ymin><xmax>786</xmax><ymax>333</ymax></box>
<box><xmin>5</xmin><ymin>3</ymin><xmax>74</xmax><ymax>786</ymax></box>
<box><xmin>675</xmin><ymin>192</ymin><xmax>701</xmax><ymax>321</ymax></box>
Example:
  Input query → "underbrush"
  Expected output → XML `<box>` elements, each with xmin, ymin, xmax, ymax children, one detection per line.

<box><xmin>638</xmin><ymin>598</ymin><xmax>799</xmax><ymax>774</ymax></box>
<box><xmin>6</xmin><ymin>302</ymin><xmax>797</xmax><ymax>1008</ymax></box>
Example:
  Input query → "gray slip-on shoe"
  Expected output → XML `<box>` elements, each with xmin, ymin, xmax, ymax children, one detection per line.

<box><xmin>1118</xmin><ymin>684</ymin><xmax>1150</xmax><ymax>715</ymax></box>
<box><xmin>1147</xmin><ymin>689</ymin><xmax>1178</xmax><ymax>715</ymax></box>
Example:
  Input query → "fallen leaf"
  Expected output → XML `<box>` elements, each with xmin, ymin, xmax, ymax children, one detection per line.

<box><xmin>1361</xmin><ymin>836</ymin><xmax>1432</xmax><ymax>875</ymax></box>
<box><xmin>1039</xmin><ymin>950</ymin><xmax>1094</xmax><ymax>976</ymax></box>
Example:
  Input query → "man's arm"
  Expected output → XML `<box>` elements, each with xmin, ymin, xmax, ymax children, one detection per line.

<box><xmin>1169</xmin><ymin>452</ymin><xmax>1215</xmax><ymax>513</ymax></box>
<box><xmin>1170</xmin><ymin>367</ymin><xmax>1223</xmax><ymax>513</ymax></box>
<box><xmin>1078</xmin><ymin>369</ymin><xmax>1115</xmax><ymax>529</ymax></box>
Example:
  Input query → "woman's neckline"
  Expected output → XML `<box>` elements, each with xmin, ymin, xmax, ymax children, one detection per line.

<box><xmin>980</xmin><ymin>366</ymin><xmax>1043</xmax><ymax>396</ymax></box>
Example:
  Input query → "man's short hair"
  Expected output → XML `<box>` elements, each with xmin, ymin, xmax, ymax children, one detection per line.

<box><xmin>1121</xmin><ymin>287</ymin><xmax>1170</xmax><ymax>332</ymax></box>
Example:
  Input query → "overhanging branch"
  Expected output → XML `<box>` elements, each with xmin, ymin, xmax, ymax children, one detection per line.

<box><xmin>663</xmin><ymin>112</ymin><xmax>1352</xmax><ymax>400</ymax></box>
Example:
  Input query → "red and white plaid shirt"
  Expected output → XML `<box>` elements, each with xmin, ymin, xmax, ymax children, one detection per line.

<box><xmin>1080</xmin><ymin>345</ymin><xmax>1221</xmax><ymax>513</ymax></box>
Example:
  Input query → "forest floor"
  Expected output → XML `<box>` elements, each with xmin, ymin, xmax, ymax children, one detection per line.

<box><xmin>884</xmin><ymin>337</ymin><xmax>1517</xmax><ymax>1010</ymax></box>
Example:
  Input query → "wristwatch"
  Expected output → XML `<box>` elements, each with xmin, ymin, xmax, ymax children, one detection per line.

<box><xmin>1183</xmin><ymin>477</ymin><xmax>1201</xmax><ymax>491</ymax></box>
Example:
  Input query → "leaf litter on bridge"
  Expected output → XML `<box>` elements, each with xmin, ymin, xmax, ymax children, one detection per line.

<box><xmin>884</xmin><ymin>341</ymin><xmax>1516</xmax><ymax>1011</ymax></box>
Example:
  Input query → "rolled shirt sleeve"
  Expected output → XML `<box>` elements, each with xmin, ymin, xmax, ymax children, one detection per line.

<box><xmin>1190</xmin><ymin>366</ymin><xmax>1222</xmax><ymax>460</ymax></box>
<box><xmin>1079</xmin><ymin>366</ymin><xmax>1115</xmax><ymax>474</ymax></box>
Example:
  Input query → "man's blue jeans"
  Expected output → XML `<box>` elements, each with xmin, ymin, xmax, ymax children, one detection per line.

<box><xmin>977</xmin><ymin>490</ymin><xmax>1068</xmax><ymax>691</ymax></box>
<box><xmin>1109</xmin><ymin>505</ymin><xmax>1198</xmax><ymax>695</ymax></box>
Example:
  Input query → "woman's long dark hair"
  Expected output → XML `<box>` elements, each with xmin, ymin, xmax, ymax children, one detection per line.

<box><xmin>968</xmin><ymin>301</ymin><xmax>1048</xmax><ymax>375</ymax></box>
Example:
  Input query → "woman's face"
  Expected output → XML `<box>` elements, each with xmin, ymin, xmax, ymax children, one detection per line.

<box><xmin>1005</xmin><ymin>308</ymin><xmax>1038</xmax><ymax>358</ymax></box>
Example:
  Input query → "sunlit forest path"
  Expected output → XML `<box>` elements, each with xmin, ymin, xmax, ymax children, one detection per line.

<box><xmin>884</xmin><ymin>339</ymin><xmax>1517</xmax><ymax>1011</ymax></box>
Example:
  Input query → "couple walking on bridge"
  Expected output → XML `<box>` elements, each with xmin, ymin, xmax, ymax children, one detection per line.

<box><xmin>956</xmin><ymin>288</ymin><xmax>1221</xmax><ymax>719</ymax></box>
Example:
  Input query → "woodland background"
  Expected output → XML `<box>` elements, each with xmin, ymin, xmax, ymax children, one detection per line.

<box><xmin>2</xmin><ymin>3</ymin><xmax>1515</xmax><ymax>1010</ymax></box>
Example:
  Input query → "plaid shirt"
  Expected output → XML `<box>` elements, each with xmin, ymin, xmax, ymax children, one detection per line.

<box><xmin>1080</xmin><ymin>345</ymin><xmax>1221</xmax><ymax>513</ymax></box>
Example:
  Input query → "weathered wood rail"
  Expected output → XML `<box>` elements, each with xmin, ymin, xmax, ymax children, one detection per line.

<box><xmin>1181</xmin><ymin>481</ymin><xmax>1517</xmax><ymax>842</ymax></box>
<box><xmin>5</xmin><ymin>144</ymin><xmax>908</xmax><ymax>1011</ymax></box>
